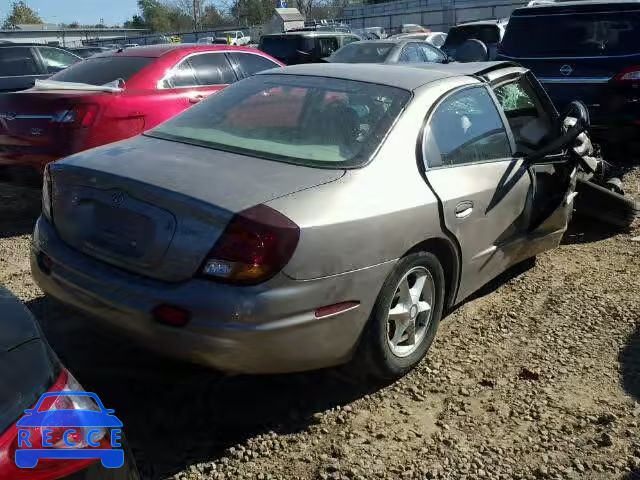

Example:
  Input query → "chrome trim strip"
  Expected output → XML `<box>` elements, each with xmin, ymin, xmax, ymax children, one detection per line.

<box><xmin>538</xmin><ymin>77</ymin><xmax>612</xmax><ymax>84</ymax></box>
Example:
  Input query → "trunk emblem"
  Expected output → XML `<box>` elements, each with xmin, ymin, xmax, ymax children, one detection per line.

<box><xmin>30</xmin><ymin>128</ymin><xmax>43</xmax><ymax>136</ymax></box>
<box><xmin>559</xmin><ymin>64</ymin><xmax>573</xmax><ymax>76</ymax></box>
<box><xmin>111</xmin><ymin>191</ymin><xmax>125</xmax><ymax>205</ymax></box>
<box><xmin>0</xmin><ymin>112</ymin><xmax>16</xmax><ymax>121</ymax></box>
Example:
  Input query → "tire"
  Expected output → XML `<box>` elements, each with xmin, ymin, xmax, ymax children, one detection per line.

<box><xmin>574</xmin><ymin>177</ymin><xmax>640</xmax><ymax>229</ymax></box>
<box><xmin>354</xmin><ymin>252</ymin><xmax>446</xmax><ymax>381</ymax></box>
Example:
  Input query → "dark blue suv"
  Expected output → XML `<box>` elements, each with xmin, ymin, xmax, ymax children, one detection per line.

<box><xmin>498</xmin><ymin>0</ymin><xmax>640</xmax><ymax>157</ymax></box>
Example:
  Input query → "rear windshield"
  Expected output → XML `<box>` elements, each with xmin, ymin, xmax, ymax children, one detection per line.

<box><xmin>444</xmin><ymin>25</ymin><xmax>500</xmax><ymax>47</ymax></box>
<box><xmin>260</xmin><ymin>36</ymin><xmax>311</xmax><ymax>62</ymax></box>
<box><xmin>49</xmin><ymin>56</ymin><xmax>153</xmax><ymax>85</ymax></box>
<box><xmin>329</xmin><ymin>42</ymin><xmax>394</xmax><ymax>63</ymax></box>
<box><xmin>502</xmin><ymin>11</ymin><xmax>640</xmax><ymax>57</ymax></box>
<box><xmin>148</xmin><ymin>74</ymin><xmax>410</xmax><ymax>168</ymax></box>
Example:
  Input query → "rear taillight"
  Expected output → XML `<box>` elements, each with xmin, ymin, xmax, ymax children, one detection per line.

<box><xmin>51</xmin><ymin>104</ymin><xmax>99</xmax><ymax>128</ymax></box>
<box><xmin>0</xmin><ymin>369</ymin><xmax>110</xmax><ymax>480</ymax></box>
<box><xmin>200</xmin><ymin>204</ymin><xmax>299</xmax><ymax>285</ymax></box>
<box><xmin>612</xmin><ymin>66</ymin><xmax>640</xmax><ymax>85</ymax></box>
<box><xmin>41</xmin><ymin>165</ymin><xmax>52</xmax><ymax>221</ymax></box>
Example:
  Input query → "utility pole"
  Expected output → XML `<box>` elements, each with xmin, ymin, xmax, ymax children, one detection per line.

<box><xmin>193</xmin><ymin>0</ymin><xmax>198</xmax><ymax>30</ymax></box>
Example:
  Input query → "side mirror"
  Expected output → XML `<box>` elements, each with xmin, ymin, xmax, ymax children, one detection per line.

<box><xmin>525</xmin><ymin>100</ymin><xmax>590</xmax><ymax>164</ymax></box>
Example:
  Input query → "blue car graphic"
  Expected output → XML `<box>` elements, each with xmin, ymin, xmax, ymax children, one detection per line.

<box><xmin>15</xmin><ymin>391</ymin><xmax>124</xmax><ymax>469</ymax></box>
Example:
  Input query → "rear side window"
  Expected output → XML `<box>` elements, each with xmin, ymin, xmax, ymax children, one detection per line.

<box><xmin>260</xmin><ymin>36</ymin><xmax>309</xmax><ymax>63</ymax></box>
<box><xmin>425</xmin><ymin>87</ymin><xmax>511</xmax><ymax>167</ymax></box>
<box><xmin>399</xmin><ymin>44</ymin><xmax>424</xmax><ymax>63</ymax></box>
<box><xmin>37</xmin><ymin>47</ymin><xmax>79</xmax><ymax>74</ymax></box>
<box><xmin>162</xmin><ymin>60</ymin><xmax>198</xmax><ymax>88</ymax></box>
<box><xmin>51</xmin><ymin>56</ymin><xmax>154</xmax><ymax>85</ymax></box>
<box><xmin>189</xmin><ymin>53</ymin><xmax>236</xmax><ymax>85</ymax></box>
<box><xmin>318</xmin><ymin>38</ymin><xmax>339</xmax><ymax>57</ymax></box>
<box><xmin>228</xmin><ymin>52</ymin><xmax>280</xmax><ymax>76</ymax></box>
<box><xmin>0</xmin><ymin>47</ymin><xmax>40</xmax><ymax>76</ymax></box>
<box><xmin>502</xmin><ymin>11</ymin><xmax>640</xmax><ymax>57</ymax></box>
<box><xmin>419</xmin><ymin>44</ymin><xmax>445</xmax><ymax>63</ymax></box>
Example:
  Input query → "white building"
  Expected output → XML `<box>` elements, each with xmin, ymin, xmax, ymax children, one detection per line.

<box><xmin>264</xmin><ymin>8</ymin><xmax>305</xmax><ymax>34</ymax></box>
<box><xmin>0</xmin><ymin>24</ymin><xmax>147</xmax><ymax>47</ymax></box>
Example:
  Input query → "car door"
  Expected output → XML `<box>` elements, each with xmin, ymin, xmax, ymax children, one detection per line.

<box><xmin>421</xmin><ymin>85</ymin><xmax>533</xmax><ymax>302</ymax></box>
<box><xmin>491</xmin><ymin>72</ymin><xmax>577</xmax><ymax>240</ymax></box>
<box><xmin>226</xmin><ymin>52</ymin><xmax>281</xmax><ymax>79</ymax></box>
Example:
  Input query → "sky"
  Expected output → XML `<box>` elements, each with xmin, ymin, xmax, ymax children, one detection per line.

<box><xmin>4</xmin><ymin>0</ymin><xmax>140</xmax><ymax>25</ymax></box>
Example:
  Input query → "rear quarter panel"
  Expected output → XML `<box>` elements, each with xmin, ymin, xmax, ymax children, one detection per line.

<box><xmin>268</xmin><ymin>76</ymin><xmax>477</xmax><ymax>280</ymax></box>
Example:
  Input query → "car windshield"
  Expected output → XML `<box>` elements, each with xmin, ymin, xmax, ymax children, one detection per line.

<box><xmin>329</xmin><ymin>42</ymin><xmax>395</xmax><ymax>63</ymax></box>
<box><xmin>148</xmin><ymin>74</ymin><xmax>411</xmax><ymax>168</ymax></box>
<box><xmin>501</xmin><ymin>11</ymin><xmax>640</xmax><ymax>57</ymax></box>
<box><xmin>444</xmin><ymin>25</ymin><xmax>500</xmax><ymax>47</ymax></box>
<box><xmin>50</xmin><ymin>56</ymin><xmax>153</xmax><ymax>85</ymax></box>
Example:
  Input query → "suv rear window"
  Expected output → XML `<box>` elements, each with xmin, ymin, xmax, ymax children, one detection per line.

<box><xmin>444</xmin><ymin>25</ymin><xmax>500</xmax><ymax>47</ymax></box>
<box><xmin>501</xmin><ymin>11</ymin><xmax>640</xmax><ymax>57</ymax></box>
<box><xmin>49</xmin><ymin>56</ymin><xmax>153</xmax><ymax>85</ymax></box>
<box><xmin>148</xmin><ymin>74</ymin><xmax>410</xmax><ymax>168</ymax></box>
<box><xmin>329</xmin><ymin>42</ymin><xmax>394</xmax><ymax>63</ymax></box>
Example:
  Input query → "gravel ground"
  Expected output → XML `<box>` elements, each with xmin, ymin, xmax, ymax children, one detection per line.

<box><xmin>1</xmin><ymin>168</ymin><xmax>639</xmax><ymax>480</ymax></box>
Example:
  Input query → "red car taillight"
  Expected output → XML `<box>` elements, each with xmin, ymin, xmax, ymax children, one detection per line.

<box><xmin>200</xmin><ymin>204</ymin><xmax>300</xmax><ymax>285</ymax></box>
<box><xmin>51</xmin><ymin>104</ymin><xmax>99</xmax><ymax>128</ymax></box>
<box><xmin>0</xmin><ymin>369</ymin><xmax>110</xmax><ymax>480</ymax></box>
<box><xmin>612</xmin><ymin>66</ymin><xmax>640</xmax><ymax>86</ymax></box>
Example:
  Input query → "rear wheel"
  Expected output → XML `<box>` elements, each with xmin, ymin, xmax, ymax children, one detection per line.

<box><xmin>355</xmin><ymin>252</ymin><xmax>445</xmax><ymax>381</ymax></box>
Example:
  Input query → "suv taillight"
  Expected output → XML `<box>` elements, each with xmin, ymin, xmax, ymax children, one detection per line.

<box><xmin>200</xmin><ymin>204</ymin><xmax>299</xmax><ymax>285</ymax></box>
<box><xmin>52</xmin><ymin>104</ymin><xmax>99</xmax><ymax>128</ymax></box>
<box><xmin>612</xmin><ymin>66</ymin><xmax>640</xmax><ymax>85</ymax></box>
<box><xmin>0</xmin><ymin>369</ymin><xmax>110</xmax><ymax>480</ymax></box>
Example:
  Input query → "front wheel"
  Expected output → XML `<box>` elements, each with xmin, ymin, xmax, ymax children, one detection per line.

<box><xmin>355</xmin><ymin>252</ymin><xmax>446</xmax><ymax>381</ymax></box>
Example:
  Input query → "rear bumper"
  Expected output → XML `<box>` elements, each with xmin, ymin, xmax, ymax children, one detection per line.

<box><xmin>31</xmin><ymin>216</ymin><xmax>395</xmax><ymax>374</ymax></box>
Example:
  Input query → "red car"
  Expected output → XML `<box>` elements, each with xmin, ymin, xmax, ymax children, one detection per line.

<box><xmin>0</xmin><ymin>44</ymin><xmax>282</xmax><ymax>183</ymax></box>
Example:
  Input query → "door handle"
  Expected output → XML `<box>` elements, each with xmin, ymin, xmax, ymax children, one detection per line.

<box><xmin>189</xmin><ymin>94</ymin><xmax>205</xmax><ymax>104</ymax></box>
<box><xmin>454</xmin><ymin>201</ymin><xmax>474</xmax><ymax>218</ymax></box>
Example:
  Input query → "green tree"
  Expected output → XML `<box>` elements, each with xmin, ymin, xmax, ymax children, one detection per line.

<box><xmin>2</xmin><ymin>0</ymin><xmax>43</xmax><ymax>28</ymax></box>
<box><xmin>124</xmin><ymin>14</ymin><xmax>146</xmax><ymax>29</ymax></box>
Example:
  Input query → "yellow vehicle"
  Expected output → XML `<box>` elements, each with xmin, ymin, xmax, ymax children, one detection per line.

<box><xmin>169</xmin><ymin>35</ymin><xmax>181</xmax><ymax>44</ymax></box>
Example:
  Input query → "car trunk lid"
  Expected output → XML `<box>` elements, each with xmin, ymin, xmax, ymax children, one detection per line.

<box><xmin>0</xmin><ymin>90</ymin><xmax>105</xmax><ymax>159</ymax></box>
<box><xmin>49</xmin><ymin>135</ymin><xmax>345</xmax><ymax>282</ymax></box>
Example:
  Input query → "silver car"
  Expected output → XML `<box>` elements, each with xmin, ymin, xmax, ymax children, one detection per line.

<box><xmin>31</xmin><ymin>62</ymin><xmax>586</xmax><ymax>379</ymax></box>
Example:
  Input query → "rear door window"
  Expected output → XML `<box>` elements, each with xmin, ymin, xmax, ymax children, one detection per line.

<box><xmin>502</xmin><ymin>11</ymin><xmax>640</xmax><ymax>57</ymax></box>
<box><xmin>162</xmin><ymin>59</ymin><xmax>198</xmax><ymax>88</ymax></box>
<box><xmin>0</xmin><ymin>47</ymin><xmax>41</xmax><ymax>76</ymax></box>
<box><xmin>227</xmin><ymin>52</ymin><xmax>280</xmax><ymax>77</ymax></box>
<box><xmin>399</xmin><ymin>44</ymin><xmax>424</xmax><ymax>63</ymax></box>
<box><xmin>37</xmin><ymin>47</ymin><xmax>80</xmax><ymax>74</ymax></box>
<box><xmin>419</xmin><ymin>44</ymin><xmax>446</xmax><ymax>63</ymax></box>
<box><xmin>424</xmin><ymin>86</ymin><xmax>512</xmax><ymax>167</ymax></box>
<box><xmin>189</xmin><ymin>53</ymin><xmax>237</xmax><ymax>85</ymax></box>
<box><xmin>50</xmin><ymin>56</ymin><xmax>154</xmax><ymax>85</ymax></box>
<box><xmin>445</xmin><ymin>25</ymin><xmax>500</xmax><ymax>47</ymax></box>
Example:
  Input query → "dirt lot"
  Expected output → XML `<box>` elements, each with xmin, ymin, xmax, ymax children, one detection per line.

<box><xmin>1</xmin><ymin>169</ymin><xmax>639</xmax><ymax>480</ymax></box>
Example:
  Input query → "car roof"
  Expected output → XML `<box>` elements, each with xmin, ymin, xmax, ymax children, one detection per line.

<box><xmin>90</xmin><ymin>43</ymin><xmax>255</xmax><ymax>58</ymax></box>
<box><xmin>347</xmin><ymin>39</ymin><xmax>424</xmax><ymax>46</ymax></box>
<box><xmin>514</xmin><ymin>0</ymin><xmax>640</xmax><ymax>14</ymax></box>
<box><xmin>258</xmin><ymin>61</ymin><xmax>518</xmax><ymax>91</ymax></box>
